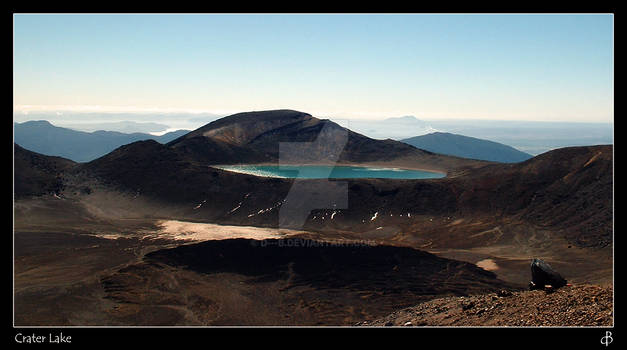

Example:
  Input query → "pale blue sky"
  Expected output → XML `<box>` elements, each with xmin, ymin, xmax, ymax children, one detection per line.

<box><xmin>13</xmin><ymin>14</ymin><xmax>613</xmax><ymax>122</ymax></box>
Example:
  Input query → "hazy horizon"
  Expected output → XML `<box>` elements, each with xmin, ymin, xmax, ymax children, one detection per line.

<box><xmin>13</xmin><ymin>109</ymin><xmax>614</xmax><ymax>132</ymax></box>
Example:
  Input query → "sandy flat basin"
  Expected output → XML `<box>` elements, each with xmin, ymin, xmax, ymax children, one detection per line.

<box><xmin>476</xmin><ymin>258</ymin><xmax>499</xmax><ymax>271</ymax></box>
<box><xmin>152</xmin><ymin>220</ymin><xmax>309</xmax><ymax>242</ymax></box>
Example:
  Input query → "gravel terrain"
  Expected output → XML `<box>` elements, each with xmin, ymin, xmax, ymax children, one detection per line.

<box><xmin>358</xmin><ymin>284</ymin><xmax>613</xmax><ymax>327</ymax></box>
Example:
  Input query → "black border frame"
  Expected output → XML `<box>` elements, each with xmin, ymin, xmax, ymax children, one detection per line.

<box><xmin>7</xmin><ymin>6</ymin><xmax>617</xmax><ymax>348</ymax></box>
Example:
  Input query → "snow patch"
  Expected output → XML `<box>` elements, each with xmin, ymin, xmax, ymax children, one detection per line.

<box><xmin>193</xmin><ymin>199</ymin><xmax>207</xmax><ymax>210</ymax></box>
<box><xmin>229</xmin><ymin>202</ymin><xmax>242</xmax><ymax>213</ymax></box>
<box><xmin>247</xmin><ymin>200</ymin><xmax>284</xmax><ymax>217</ymax></box>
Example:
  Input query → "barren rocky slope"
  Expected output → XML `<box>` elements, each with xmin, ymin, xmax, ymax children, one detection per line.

<box><xmin>359</xmin><ymin>284</ymin><xmax>613</xmax><ymax>327</ymax></box>
<box><xmin>14</xmin><ymin>143</ymin><xmax>77</xmax><ymax>198</ymax></box>
<box><xmin>68</xmin><ymin>140</ymin><xmax>612</xmax><ymax>250</ymax></box>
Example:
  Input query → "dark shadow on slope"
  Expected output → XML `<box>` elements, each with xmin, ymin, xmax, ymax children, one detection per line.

<box><xmin>145</xmin><ymin>238</ymin><xmax>518</xmax><ymax>295</ymax></box>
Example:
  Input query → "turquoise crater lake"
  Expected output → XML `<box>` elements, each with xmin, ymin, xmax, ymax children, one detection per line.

<box><xmin>214</xmin><ymin>165</ymin><xmax>445</xmax><ymax>179</ymax></box>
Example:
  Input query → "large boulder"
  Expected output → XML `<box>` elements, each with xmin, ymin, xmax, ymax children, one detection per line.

<box><xmin>529</xmin><ymin>258</ymin><xmax>567</xmax><ymax>290</ymax></box>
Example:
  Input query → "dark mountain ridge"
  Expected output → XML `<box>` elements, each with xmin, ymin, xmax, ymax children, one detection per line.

<box><xmin>16</xmin><ymin>142</ymin><xmax>609</xmax><ymax>249</ymax></box>
<box><xmin>167</xmin><ymin>109</ymin><xmax>486</xmax><ymax>170</ymax></box>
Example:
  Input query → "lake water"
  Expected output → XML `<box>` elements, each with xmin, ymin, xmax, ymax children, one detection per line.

<box><xmin>215</xmin><ymin>165</ymin><xmax>445</xmax><ymax>179</ymax></box>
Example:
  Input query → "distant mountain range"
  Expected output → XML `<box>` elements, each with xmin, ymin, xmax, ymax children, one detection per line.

<box><xmin>55</xmin><ymin>121</ymin><xmax>171</xmax><ymax>133</ymax></box>
<box><xmin>401</xmin><ymin>132</ymin><xmax>533</xmax><ymax>163</ymax></box>
<box><xmin>14</xmin><ymin>115</ymin><xmax>534</xmax><ymax>165</ymax></box>
<box><xmin>424</xmin><ymin>119</ymin><xmax>613</xmax><ymax>156</ymax></box>
<box><xmin>14</xmin><ymin>120</ymin><xmax>190</xmax><ymax>162</ymax></box>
